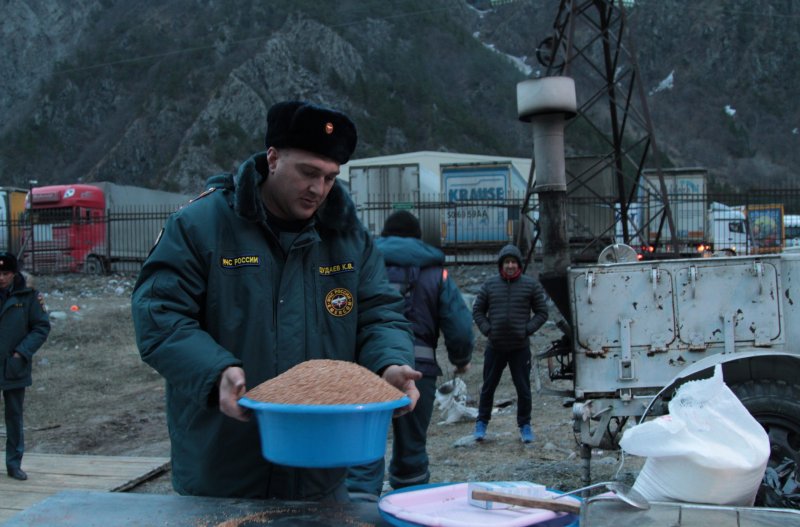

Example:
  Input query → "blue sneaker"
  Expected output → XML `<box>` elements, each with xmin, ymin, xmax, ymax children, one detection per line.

<box><xmin>520</xmin><ymin>424</ymin><xmax>535</xmax><ymax>443</ymax></box>
<box><xmin>474</xmin><ymin>421</ymin><xmax>487</xmax><ymax>441</ymax></box>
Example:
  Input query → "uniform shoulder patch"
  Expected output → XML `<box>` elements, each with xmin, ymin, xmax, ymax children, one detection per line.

<box><xmin>37</xmin><ymin>292</ymin><xmax>48</xmax><ymax>312</ymax></box>
<box><xmin>189</xmin><ymin>187</ymin><xmax>218</xmax><ymax>203</ymax></box>
<box><xmin>325</xmin><ymin>288</ymin><xmax>354</xmax><ymax>317</ymax></box>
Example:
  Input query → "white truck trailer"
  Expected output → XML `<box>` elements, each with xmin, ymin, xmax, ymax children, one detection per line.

<box><xmin>347</xmin><ymin>163</ymin><xmax>441</xmax><ymax>246</ymax></box>
<box><xmin>638</xmin><ymin>168</ymin><xmax>750</xmax><ymax>255</ymax></box>
<box><xmin>348</xmin><ymin>159</ymin><xmax>532</xmax><ymax>255</ymax></box>
<box><xmin>0</xmin><ymin>187</ymin><xmax>27</xmax><ymax>254</ymax></box>
<box><xmin>440</xmin><ymin>161</ymin><xmax>529</xmax><ymax>250</ymax></box>
<box><xmin>786</xmin><ymin>214</ymin><xmax>800</xmax><ymax>247</ymax></box>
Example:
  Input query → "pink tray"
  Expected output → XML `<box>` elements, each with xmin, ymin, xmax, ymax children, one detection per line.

<box><xmin>378</xmin><ymin>483</ymin><xmax>580</xmax><ymax>527</ymax></box>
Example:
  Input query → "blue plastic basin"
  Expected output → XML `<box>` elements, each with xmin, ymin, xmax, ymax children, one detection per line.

<box><xmin>239</xmin><ymin>396</ymin><xmax>411</xmax><ymax>468</ymax></box>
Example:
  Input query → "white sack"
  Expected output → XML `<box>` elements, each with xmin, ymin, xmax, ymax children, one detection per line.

<box><xmin>435</xmin><ymin>377</ymin><xmax>478</xmax><ymax>424</ymax></box>
<box><xmin>619</xmin><ymin>365</ymin><xmax>770</xmax><ymax>506</ymax></box>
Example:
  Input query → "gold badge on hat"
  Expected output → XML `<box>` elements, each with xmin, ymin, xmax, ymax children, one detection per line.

<box><xmin>325</xmin><ymin>122</ymin><xmax>334</xmax><ymax>135</ymax></box>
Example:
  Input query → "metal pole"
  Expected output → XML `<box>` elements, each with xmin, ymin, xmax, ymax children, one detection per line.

<box><xmin>517</xmin><ymin>76</ymin><xmax>577</xmax><ymax>322</ymax></box>
<box><xmin>27</xmin><ymin>179</ymin><xmax>37</xmax><ymax>274</ymax></box>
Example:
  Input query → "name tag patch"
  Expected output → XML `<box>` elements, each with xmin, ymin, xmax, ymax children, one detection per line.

<box><xmin>221</xmin><ymin>255</ymin><xmax>261</xmax><ymax>269</ymax></box>
<box><xmin>319</xmin><ymin>261</ymin><xmax>354</xmax><ymax>276</ymax></box>
<box><xmin>325</xmin><ymin>288</ymin><xmax>354</xmax><ymax>317</ymax></box>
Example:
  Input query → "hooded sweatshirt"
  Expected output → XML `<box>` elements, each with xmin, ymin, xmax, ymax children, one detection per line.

<box><xmin>472</xmin><ymin>244</ymin><xmax>549</xmax><ymax>350</ymax></box>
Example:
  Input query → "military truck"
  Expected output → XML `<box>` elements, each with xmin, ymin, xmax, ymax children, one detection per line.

<box><xmin>540</xmin><ymin>249</ymin><xmax>800</xmax><ymax>503</ymax></box>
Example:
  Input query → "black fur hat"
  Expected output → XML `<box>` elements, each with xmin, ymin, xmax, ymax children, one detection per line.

<box><xmin>381</xmin><ymin>210</ymin><xmax>422</xmax><ymax>239</ymax></box>
<box><xmin>265</xmin><ymin>101</ymin><xmax>357</xmax><ymax>165</ymax></box>
<box><xmin>0</xmin><ymin>252</ymin><xmax>18</xmax><ymax>273</ymax></box>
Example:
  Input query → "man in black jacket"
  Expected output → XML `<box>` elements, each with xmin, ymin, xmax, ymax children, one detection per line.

<box><xmin>472</xmin><ymin>244</ymin><xmax>548</xmax><ymax>444</ymax></box>
<box><xmin>0</xmin><ymin>252</ymin><xmax>51</xmax><ymax>480</ymax></box>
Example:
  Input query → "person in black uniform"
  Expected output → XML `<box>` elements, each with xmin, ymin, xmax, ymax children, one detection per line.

<box><xmin>0</xmin><ymin>252</ymin><xmax>51</xmax><ymax>480</ymax></box>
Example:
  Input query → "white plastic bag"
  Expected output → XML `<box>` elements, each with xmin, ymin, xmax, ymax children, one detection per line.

<box><xmin>435</xmin><ymin>377</ymin><xmax>477</xmax><ymax>424</ymax></box>
<box><xmin>619</xmin><ymin>365</ymin><xmax>770</xmax><ymax>506</ymax></box>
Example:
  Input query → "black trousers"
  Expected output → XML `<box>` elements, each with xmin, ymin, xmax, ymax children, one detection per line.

<box><xmin>2</xmin><ymin>387</ymin><xmax>25</xmax><ymax>470</ymax></box>
<box><xmin>476</xmin><ymin>345</ymin><xmax>532</xmax><ymax>427</ymax></box>
<box><xmin>346</xmin><ymin>376</ymin><xmax>437</xmax><ymax>495</ymax></box>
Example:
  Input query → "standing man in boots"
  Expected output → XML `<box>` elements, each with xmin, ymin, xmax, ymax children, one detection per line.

<box><xmin>472</xmin><ymin>244</ymin><xmax>548</xmax><ymax>444</ymax></box>
<box><xmin>0</xmin><ymin>252</ymin><xmax>51</xmax><ymax>480</ymax></box>
<box><xmin>347</xmin><ymin>211</ymin><xmax>473</xmax><ymax>499</ymax></box>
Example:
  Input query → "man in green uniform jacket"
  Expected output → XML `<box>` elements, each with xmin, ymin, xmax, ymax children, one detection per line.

<box><xmin>0</xmin><ymin>252</ymin><xmax>51</xmax><ymax>481</ymax></box>
<box><xmin>131</xmin><ymin>101</ymin><xmax>420</xmax><ymax>501</ymax></box>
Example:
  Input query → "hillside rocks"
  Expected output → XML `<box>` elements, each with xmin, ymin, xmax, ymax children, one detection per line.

<box><xmin>168</xmin><ymin>14</ymin><xmax>368</xmax><ymax>192</ymax></box>
<box><xmin>1</xmin><ymin>0</ymin><xmax>797</xmax><ymax>192</ymax></box>
<box><xmin>1</xmin><ymin>1</ymin><xmax>96</xmax><ymax>129</ymax></box>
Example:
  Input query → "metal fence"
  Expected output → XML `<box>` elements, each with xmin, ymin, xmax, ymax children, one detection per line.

<box><xmin>3</xmin><ymin>188</ymin><xmax>800</xmax><ymax>274</ymax></box>
<box><xmin>2</xmin><ymin>207</ymin><xmax>176</xmax><ymax>275</ymax></box>
<box><xmin>355</xmin><ymin>192</ymin><xmax>532</xmax><ymax>265</ymax></box>
<box><xmin>357</xmin><ymin>188</ymin><xmax>800</xmax><ymax>264</ymax></box>
<box><xmin>628</xmin><ymin>189</ymin><xmax>800</xmax><ymax>257</ymax></box>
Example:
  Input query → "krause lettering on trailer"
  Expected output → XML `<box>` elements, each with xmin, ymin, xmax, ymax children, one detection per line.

<box><xmin>221</xmin><ymin>255</ymin><xmax>261</xmax><ymax>268</ymax></box>
<box><xmin>319</xmin><ymin>261</ymin><xmax>355</xmax><ymax>276</ymax></box>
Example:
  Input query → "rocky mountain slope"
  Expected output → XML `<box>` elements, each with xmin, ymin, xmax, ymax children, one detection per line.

<box><xmin>1</xmin><ymin>0</ymin><xmax>797</xmax><ymax>193</ymax></box>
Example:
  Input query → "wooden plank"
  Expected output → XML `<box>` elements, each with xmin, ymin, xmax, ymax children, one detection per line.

<box><xmin>0</xmin><ymin>474</ymin><xmax>139</xmax><ymax>492</ymax></box>
<box><xmin>0</xmin><ymin>451</ymin><xmax>169</xmax><ymax>524</ymax></box>
<box><xmin>19</xmin><ymin>453</ymin><xmax>168</xmax><ymax>472</ymax></box>
<box><xmin>0</xmin><ymin>488</ymin><xmax>58</xmax><ymax>524</ymax></box>
<box><xmin>111</xmin><ymin>461</ymin><xmax>170</xmax><ymax>492</ymax></box>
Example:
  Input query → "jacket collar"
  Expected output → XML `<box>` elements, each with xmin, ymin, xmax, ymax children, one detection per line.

<box><xmin>1</xmin><ymin>273</ymin><xmax>27</xmax><ymax>303</ymax></box>
<box><xmin>10</xmin><ymin>272</ymin><xmax>26</xmax><ymax>291</ymax></box>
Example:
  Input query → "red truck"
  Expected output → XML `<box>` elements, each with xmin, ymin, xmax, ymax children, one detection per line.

<box><xmin>21</xmin><ymin>183</ymin><xmax>190</xmax><ymax>273</ymax></box>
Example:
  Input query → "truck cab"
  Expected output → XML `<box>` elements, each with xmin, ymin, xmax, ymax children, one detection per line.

<box><xmin>785</xmin><ymin>214</ymin><xmax>800</xmax><ymax>248</ymax></box>
<box><xmin>22</xmin><ymin>184</ymin><xmax>107</xmax><ymax>273</ymax></box>
<box><xmin>706</xmin><ymin>202</ymin><xmax>749</xmax><ymax>255</ymax></box>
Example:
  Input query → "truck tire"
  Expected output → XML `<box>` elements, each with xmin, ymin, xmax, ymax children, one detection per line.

<box><xmin>84</xmin><ymin>256</ymin><xmax>106</xmax><ymax>275</ymax></box>
<box><xmin>730</xmin><ymin>380</ymin><xmax>800</xmax><ymax>504</ymax></box>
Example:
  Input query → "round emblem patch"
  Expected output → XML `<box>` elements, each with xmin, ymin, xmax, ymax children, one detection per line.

<box><xmin>325</xmin><ymin>287</ymin><xmax>353</xmax><ymax>317</ymax></box>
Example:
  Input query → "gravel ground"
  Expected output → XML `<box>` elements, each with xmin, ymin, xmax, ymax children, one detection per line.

<box><xmin>20</xmin><ymin>267</ymin><xmax>642</xmax><ymax>499</ymax></box>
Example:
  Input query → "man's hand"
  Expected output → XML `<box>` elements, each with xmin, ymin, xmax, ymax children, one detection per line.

<box><xmin>382</xmin><ymin>365</ymin><xmax>423</xmax><ymax>417</ymax></box>
<box><xmin>219</xmin><ymin>366</ymin><xmax>249</xmax><ymax>422</ymax></box>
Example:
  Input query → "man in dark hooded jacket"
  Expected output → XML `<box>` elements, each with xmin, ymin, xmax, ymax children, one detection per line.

<box><xmin>346</xmin><ymin>211</ymin><xmax>473</xmax><ymax>499</ymax></box>
<box><xmin>131</xmin><ymin>101</ymin><xmax>421</xmax><ymax>502</ymax></box>
<box><xmin>0</xmin><ymin>252</ymin><xmax>51</xmax><ymax>481</ymax></box>
<box><xmin>472</xmin><ymin>244</ymin><xmax>548</xmax><ymax>444</ymax></box>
